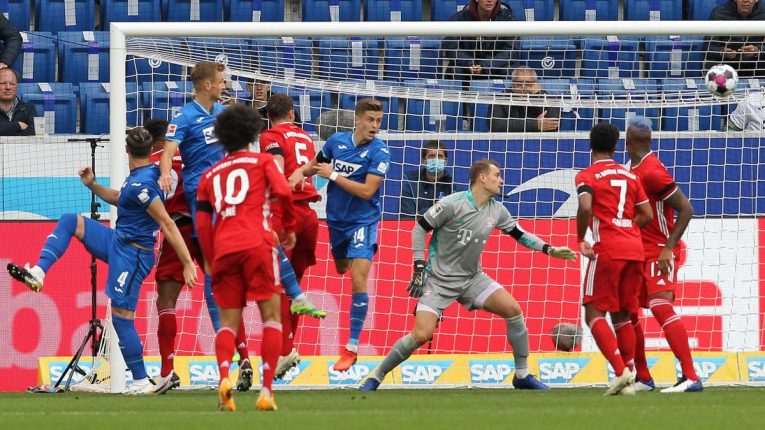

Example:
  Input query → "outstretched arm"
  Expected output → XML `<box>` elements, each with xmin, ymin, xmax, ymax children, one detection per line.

<box><xmin>504</xmin><ymin>225</ymin><xmax>576</xmax><ymax>261</ymax></box>
<box><xmin>577</xmin><ymin>192</ymin><xmax>594</xmax><ymax>259</ymax></box>
<box><xmin>79</xmin><ymin>166</ymin><xmax>119</xmax><ymax>205</ymax></box>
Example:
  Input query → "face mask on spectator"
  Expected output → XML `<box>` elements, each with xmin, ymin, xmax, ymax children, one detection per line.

<box><xmin>426</xmin><ymin>158</ymin><xmax>446</xmax><ymax>174</ymax></box>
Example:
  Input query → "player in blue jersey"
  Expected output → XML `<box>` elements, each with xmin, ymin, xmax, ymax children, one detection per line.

<box><xmin>290</xmin><ymin>98</ymin><xmax>391</xmax><ymax>371</ymax></box>
<box><xmin>7</xmin><ymin>128</ymin><xmax>197</xmax><ymax>395</ymax></box>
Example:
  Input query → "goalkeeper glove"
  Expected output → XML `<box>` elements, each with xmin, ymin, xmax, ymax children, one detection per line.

<box><xmin>406</xmin><ymin>260</ymin><xmax>427</xmax><ymax>298</ymax></box>
<box><xmin>549</xmin><ymin>246</ymin><xmax>576</xmax><ymax>262</ymax></box>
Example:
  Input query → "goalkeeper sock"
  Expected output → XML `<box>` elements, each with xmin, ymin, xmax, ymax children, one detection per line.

<box><xmin>215</xmin><ymin>327</ymin><xmax>236</xmax><ymax>383</ymax></box>
<box><xmin>203</xmin><ymin>274</ymin><xmax>221</xmax><ymax>332</ymax></box>
<box><xmin>112</xmin><ymin>314</ymin><xmax>147</xmax><ymax>380</ymax></box>
<box><xmin>614</xmin><ymin>320</ymin><xmax>636</xmax><ymax>372</ymax></box>
<box><xmin>348</xmin><ymin>292</ymin><xmax>369</xmax><ymax>348</ymax></box>
<box><xmin>278</xmin><ymin>247</ymin><xmax>303</xmax><ymax>300</ymax></box>
<box><xmin>589</xmin><ymin>317</ymin><xmax>627</xmax><ymax>375</ymax></box>
<box><xmin>280</xmin><ymin>294</ymin><xmax>294</xmax><ymax>355</ymax></box>
<box><xmin>235</xmin><ymin>319</ymin><xmax>249</xmax><ymax>362</ymax></box>
<box><xmin>374</xmin><ymin>334</ymin><xmax>420</xmax><ymax>381</ymax></box>
<box><xmin>631</xmin><ymin>314</ymin><xmax>652</xmax><ymax>381</ymax></box>
<box><xmin>650</xmin><ymin>298</ymin><xmax>699</xmax><ymax>381</ymax></box>
<box><xmin>157</xmin><ymin>308</ymin><xmax>177</xmax><ymax>377</ymax></box>
<box><xmin>37</xmin><ymin>213</ymin><xmax>77</xmax><ymax>272</ymax></box>
<box><xmin>261</xmin><ymin>321</ymin><xmax>282</xmax><ymax>394</ymax></box>
<box><xmin>506</xmin><ymin>314</ymin><xmax>530</xmax><ymax>378</ymax></box>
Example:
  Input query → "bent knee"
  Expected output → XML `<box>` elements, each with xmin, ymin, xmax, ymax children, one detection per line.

<box><xmin>410</xmin><ymin>328</ymin><xmax>434</xmax><ymax>345</ymax></box>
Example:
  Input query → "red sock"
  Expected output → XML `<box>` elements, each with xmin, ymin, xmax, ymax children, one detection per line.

<box><xmin>157</xmin><ymin>308</ymin><xmax>177</xmax><ymax>377</ymax></box>
<box><xmin>280</xmin><ymin>295</ymin><xmax>294</xmax><ymax>356</ymax></box>
<box><xmin>261</xmin><ymin>321</ymin><xmax>283</xmax><ymax>394</ymax></box>
<box><xmin>614</xmin><ymin>320</ymin><xmax>636</xmax><ymax>373</ymax></box>
<box><xmin>649</xmin><ymin>298</ymin><xmax>699</xmax><ymax>381</ymax></box>
<box><xmin>235</xmin><ymin>319</ymin><xmax>249</xmax><ymax>362</ymax></box>
<box><xmin>589</xmin><ymin>317</ymin><xmax>627</xmax><ymax>375</ymax></box>
<box><xmin>631</xmin><ymin>314</ymin><xmax>652</xmax><ymax>381</ymax></box>
<box><xmin>215</xmin><ymin>328</ymin><xmax>236</xmax><ymax>383</ymax></box>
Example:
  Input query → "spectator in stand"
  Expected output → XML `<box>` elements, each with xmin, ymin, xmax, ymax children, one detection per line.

<box><xmin>728</xmin><ymin>91</ymin><xmax>765</xmax><ymax>130</ymax></box>
<box><xmin>400</xmin><ymin>140</ymin><xmax>457</xmax><ymax>217</ymax></box>
<box><xmin>245</xmin><ymin>78</ymin><xmax>301</xmax><ymax>129</ymax></box>
<box><xmin>318</xmin><ymin>109</ymin><xmax>355</xmax><ymax>141</ymax></box>
<box><xmin>0</xmin><ymin>15</ymin><xmax>21</xmax><ymax>70</ymax></box>
<box><xmin>706</xmin><ymin>0</ymin><xmax>765</xmax><ymax>77</ymax></box>
<box><xmin>490</xmin><ymin>67</ymin><xmax>560</xmax><ymax>133</ymax></box>
<box><xmin>0</xmin><ymin>68</ymin><xmax>36</xmax><ymax>136</ymax></box>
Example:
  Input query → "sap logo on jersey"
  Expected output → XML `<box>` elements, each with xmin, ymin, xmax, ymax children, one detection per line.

<box><xmin>746</xmin><ymin>357</ymin><xmax>765</xmax><ymax>382</ymax></box>
<box><xmin>400</xmin><ymin>360</ymin><xmax>452</xmax><ymax>384</ymax></box>
<box><xmin>678</xmin><ymin>357</ymin><xmax>727</xmax><ymax>381</ymax></box>
<box><xmin>333</xmin><ymin>160</ymin><xmax>362</xmax><ymax>177</ymax></box>
<box><xmin>202</xmin><ymin>126</ymin><xmax>218</xmax><ymax>145</ymax></box>
<box><xmin>469</xmin><ymin>360</ymin><xmax>515</xmax><ymax>384</ymax></box>
<box><xmin>607</xmin><ymin>358</ymin><xmax>658</xmax><ymax>380</ymax></box>
<box><xmin>328</xmin><ymin>361</ymin><xmax>379</xmax><ymax>385</ymax></box>
<box><xmin>538</xmin><ymin>358</ymin><xmax>591</xmax><ymax>384</ymax></box>
<box><xmin>189</xmin><ymin>361</ymin><xmax>220</xmax><ymax>385</ymax></box>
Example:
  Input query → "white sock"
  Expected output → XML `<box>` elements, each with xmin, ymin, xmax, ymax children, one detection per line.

<box><xmin>515</xmin><ymin>367</ymin><xmax>529</xmax><ymax>379</ymax></box>
<box><xmin>345</xmin><ymin>343</ymin><xmax>359</xmax><ymax>353</ymax></box>
<box><xmin>294</xmin><ymin>293</ymin><xmax>306</xmax><ymax>301</ymax></box>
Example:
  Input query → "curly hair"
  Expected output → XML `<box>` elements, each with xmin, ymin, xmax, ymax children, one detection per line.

<box><xmin>589</xmin><ymin>122</ymin><xmax>620</xmax><ymax>154</ymax></box>
<box><xmin>213</xmin><ymin>104</ymin><xmax>263</xmax><ymax>153</ymax></box>
<box><xmin>143</xmin><ymin>118</ymin><xmax>168</xmax><ymax>143</ymax></box>
<box><xmin>126</xmin><ymin>127</ymin><xmax>153</xmax><ymax>157</ymax></box>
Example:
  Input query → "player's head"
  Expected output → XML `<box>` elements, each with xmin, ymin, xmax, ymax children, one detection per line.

<box><xmin>265</xmin><ymin>93</ymin><xmax>295</xmax><ymax>123</ymax></box>
<box><xmin>214</xmin><ymin>104</ymin><xmax>263</xmax><ymax>153</ymax></box>
<box><xmin>589</xmin><ymin>122</ymin><xmax>620</xmax><ymax>156</ymax></box>
<box><xmin>0</xmin><ymin>68</ymin><xmax>19</xmax><ymax>104</ymax></box>
<box><xmin>191</xmin><ymin>61</ymin><xmax>226</xmax><ymax>101</ymax></box>
<box><xmin>421</xmin><ymin>140</ymin><xmax>449</xmax><ymax>177</ymax></box>
<box><xmin>354</xmin><ymin>98</ymin><xmax>384</xmax><ymax>143</ymax></box>
<box><xmin>625</xmin><ymin>116</ymin><xmax>653</xmax><ymax>155</ymax></box>
<box><xmin>735</xmin><ymin>0</ymin><xmax>757</xmax><ymax>17</ymax></box>
<box><xmin>125</xmin><ymin>127</ymin><xmax>154</xmax><ymax>159</ymax></box>
<box><xmin>318</xmin><ymin>109</ymin><xmax>355</xmax><ymax>141</ymax></box>
<box><xmin>469</xmin><ymin>159</ymin><xmax>503</xmax><ymax>196</ymax></box>
<box><xmin>143</xmin><ymin>118</ymin><xmax>168</xmax><ymax>151</ymax></box>
<box><xmin>511</xmin><ymin>67</ymin><xmax>540</xmax><ymax>95</ymax></box>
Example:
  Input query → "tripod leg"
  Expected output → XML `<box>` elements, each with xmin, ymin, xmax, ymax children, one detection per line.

<box><xmin>55</xmin><ymin>323</ymin><xmax>100</xmax><ymax>391</ymax></box>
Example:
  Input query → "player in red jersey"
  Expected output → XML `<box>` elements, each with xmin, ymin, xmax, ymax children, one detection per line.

<box><xmin>625</xmin><ymin>116</ymin><xmax>702</xmax><ymax>393</ymax></box>
<box><xmin>196</xmin><ymin>104</ymin><xmax>296</xmax><ymax>412</ymax></box>
<box><xmin>576</xmin><ymin>122</ymin><xmax>653</xmax><ymax>396</ymax></box>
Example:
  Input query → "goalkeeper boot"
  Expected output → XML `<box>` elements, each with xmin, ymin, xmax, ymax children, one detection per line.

<box><xmin>236</xmin><ymin>358</ymin><xmax>253</xmax><ymax>392</ymax></box>
<box><xmin>255</xmin><ymin>389</ymin><xmax>278</xmax><ymax>411</ymax></box>
<box><xmin>124</xmin><ymin>378</ymin><xmax>155</xmax><ymax>396</ymax></box>
<box><xmin>7</xmin><ymin>263</ymin><xmax>44</xmax><ymax>292</ymax></box>
<box><xmin>634</xmin><ymin>378</ymin><xmax>655</xmax><ymax>392</ymax></box>
<box><xmin>154</xmin><ymin>370</ymin><xmax>181</xmax><ymax>395</ymax></box>
<box><xmin>290</xmin><ymin>296</ymin><xmax>327</xmax><ymax>319</ymax></box>
<box><xmin>359</xmin><ymin>377</ymin><xmax>381</xmax><ymax>392</ymax></box>
<box><xmin>275</xmin><ymin>348</ymin><xmax>301</xmax><ymax>380</ymax></box>
<box><xmin>333</xmin><ymin>348</ymin><xmax>358</xmax><ymax>372</ymax></box>
<box><xmin>512</xmin><ymin>374</ymin><xmax>550</xmax><ymax>390</ymax></box>
<box><xmin>218</xmin><ymin>378</ymin><xmax>236</xmax><ymax>412</ymax></box>
<box><xmin>660</xmin><ymin>376</ymin><xmax>703</xmax><ymax>393</ymax></box>
<box><xmin>604</xmin><ymin>369</ymin><xmax>635</xmax><ymax>396</ymax></box>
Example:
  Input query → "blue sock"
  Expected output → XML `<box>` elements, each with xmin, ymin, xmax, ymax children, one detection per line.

<box><xmin>279</xmin><ymin>247</ymin><xmax>303</xmax><ymax>300</ymax></box>
<box><xmin>349</xmin><ymin>292</ymin><xmax>369</xmax><ymax>346</ymax></box>
<box><xmin>204</xmin><ymin>274</ymin><xmax>221</xmax><ymax>332</ymax></box>
<box><xmin>37</xmin><ymin>213</ymin><xmax>77</xmax><ymax>272</ymax></box>
<box><xmin>112</xmin><ymin>314</ymin><xmax>147</xmax><ymax>380</ymax></box>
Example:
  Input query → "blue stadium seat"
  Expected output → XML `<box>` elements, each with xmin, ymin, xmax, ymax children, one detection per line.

<box><xmin>597</xmin><ymin>78</ymin><xmax>661</xmax><ymax>130</ymax></box>
<box><xmin>365</xmin><ymin>0</ymin><xmax>423</xmax><ymax>21</ymax></box>
<box><xmin>661</xmin><ymin>79</ymin><xmax>723</xmax><ymax>131</ymax></box>
<box><xmin>226</xmin><ymin>0</ymin><xmax>284</xmax><ymax>21</ymax></box>
<box><xmin>517</xmin><ymin>37</ymin><xmax>577</xmax><ymax>77</ymax></box>
<box><xmin>538</xmin><ymin>78</ymin><xmax>597</xmax><ymax>131</ymax></box>
<box><xmin>581</xmin><ymin>37</ymin><xmax>641</xmax><ymax>79</ymax></box>
<box><xmin>403</xmin><ymin>79</ymin><xmax>464</xmax><ymax>132</ymax></box>
<box><xmin>270</xmin><ymin>83</ymin><xmax>331</xmax><ymax>132</ymax></box>
<box><xmin>506</xmin><ymin>0</ymin><xmax>555</xmax><ymax>20</ymax></box>
<box><xmin>57</xmin><ymin>31</ymin><xmax>110</xmax><ymax>85</ymax></box>
<box><xmin>644</xmin><ymin>36</ymin><xmax>705</xmax><ymax>78</ymax></box>
<box><xmin>78</xmin><ymin>82</ymin><xmax>140</xmax><ymax>133</ymax></box>
<box><xmin>0</xmin><ymin>0</ymin><xmax>32</xmax><ymax>31</ymax></box>
<box><xmin>624</xmin><ymin>0</ymin><xmax>682</xmax><ymax>20</ymax></box>
<box><xmin>101</xmin><ymin>0</ymin><xmax>161</xmax><ymax>29</ymax></box>
<box><xmin>383</xmin><ymin>37</ymin><xmax>442</xmax><ymax>81</ymax></box>
<box><xmin>338</xmin><ymin>81</ymin><xmax>399</xmax><ymax>130</ymax></box>
<box><xmin>185</xmin><ymin>38</ymin><xmax>253</xmax><ymax>74</ymax></box>
<box><xmin>559</xmin><ymin>0</ymin><xmax>618</xmax><ymax>20</ymax></box>
<box><xmin>164</xmin><ymin>0</ymin><xmax>223</xmax><ymax>22</ymax></box>
<box><xmin>431</xmin><ymin>0</ymin><xmax>468</xmax><ymax>21</ymax></box>
<box><xmin>317</xmin><ymin>37</ymin><xmax>380</xmax><ymax>81</ymax></box>
<box><xmin>470</xmin><ymin>79</ymin><xmax>511</xmax><ymax>132</ymax></box>
<box><xmin>254</xmin><ymin>37</ymin><xmax>313</xmax><ymax>79</ymax></box>
<box><xmin>17</xmin><ymin>83</ymin><xmax>77</xmax><ymax>134</ymax></box>
<box><xmin>140</xmin><ymin>81</ymin><xmax>194</xmax><ymax>121</ymax></box>
<box><xmin>302</xmin><ymin>0</ymin><xmax>361</xmax><ymax>22</ymax></box>
<box><xmin>13</xmin><ymin>32</ymin><xmax>56</xmax><ymax>82</ymax></box>
<box><xmin>226</xmin><ymin>79</ymin><xmax>252</xmax><ymax>103</ymax></box>
<box><xmin>37</xmin><ymin>0</ymin><xmax>96</xmax><ymax>33</ymax></box>
<box><xmin>688</xmin><ymin>0</ymin><xmax>726</xmax><ymax>20</ymax></box>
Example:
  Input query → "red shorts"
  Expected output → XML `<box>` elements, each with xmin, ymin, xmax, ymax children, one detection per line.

<box><xmin>639</xmin><ymin>254</ymin><xmax>677</xmax><ymax>308</ymax></box>
<box><xmin>212</xmin><ymin>245</ymin><xmax>281</xmax><ymax>308</ymax></box>
<box><xmin>284</xmin><ymin>201</ymin><xmax>318</xmax><ymax>280</ymax></box>
<box><xmin>155</xmin><ymin>219</ymin><xmax>203</xmax><ymax>283</ymax></box>
<box><xmin>582</xmin><ymin>254</ymin><xmax>641</xmax><ymax>314</ymax></box>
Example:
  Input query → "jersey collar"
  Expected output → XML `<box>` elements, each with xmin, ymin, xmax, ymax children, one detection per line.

<box><xmin>630</xmin><ymin>151</ymin><xmax>653</xmax><ymax>169</ymax></box>
<box><xmin>466</xmin><ymin>189</ymin><xmax>490</xmax><ymax>210</ymax></box>
<box><xmin>192</xmin><ymin>100</ymin><xmax>213</xmax><ymax>115</ymax></box>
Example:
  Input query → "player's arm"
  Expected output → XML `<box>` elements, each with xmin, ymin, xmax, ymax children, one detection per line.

<box><xmin>499</xmin><ymin>209</ymin><xmax>575</xmax><ymax>261</ymax></box>
<box><xmin>159</xmin><ymin>139</ymin><xmax>180</xmax><ymax>193</ymax></box>
<box><xmin>78</xmin><ymin>166</ymin><xmax>119</xmax><ymax>205</ymax></box>
<box><xmin>195</xmin><ymin>196</ymin><xmax>215</xmax><ymax>270</ymax></box>
<box><xmin>576</xmin><ymin>181</ymin><xmax>595</xmax><ymax>259</ymax></box>
<box><xmin>406</xmin><ymin>200</ymin><xmax>455</xmax><ymax>298</ymax></box>
<box><xmin>147</xmin><ymin>199</ymin><xmax>197</xmax><ymax>287</ymax></box>
<box><xmin>265</xmin><ymin>156</ymin><xmax>297</xmax><ymax>250</ymax></box>
<box><xmin>260</xmin><ymin>130</ymin><xmax>286</xmax><ymax>170</ymax></box>
<box><xmin>318</xmin><ymin>168</ymin><xmax>384</xmax><ymax>201</ymax></box>
<box><xmin>657</xmin><ymin>187</ymin><xmax>692</xmax><ymax>275</ymax></box>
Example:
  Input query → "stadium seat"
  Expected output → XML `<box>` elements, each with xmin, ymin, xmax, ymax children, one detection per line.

<box><xmin>559</xmin><ymin>0</ymin><xmax>618</xmax><ymax>20</ymax></box>
<box><xmin>254</xmin><ymin>37</ymin><xmax>313</xmax><ymax>79</ymax></box>
<box><xmin>185</xmin><ymin>37</ymin><xmax>253</xmax><ymax>75</ymax></box>
<box><xmin>13</xmin><ymin>32</ymin><xmax>57</xmax><ymax>83</ymax></box>
<box><xmin>37</xmin><ymin>0</ymin><xmax>96</xmax><ymax>33</ymax></box>
<box><xmin>597</xmin><ymin>78</ymin><xmax>662</xmax><ymax>130</ymax></box>
<box><xmin>164</xmin><ymin>0</ymin><xmax>223</xmax><ymax>22</ymax></box>
<box><xmin>101</xmin><ymin>0</ymin><xmax>162</xmax><ymax>29</ymax></box>
<box><xmin>271</xmin><ymin>83</ymin><xmax>331</xmax><ymax>132</ymax></box>
<box><xmin>338</xmin><ymin>81</ymin><xmax>399</xmax><ymax>130</ymax></box>
<box><xmin>624</xmin><ymin>0</ymin><xmax>682</xmax><ymax>20</ymax></box>
<box><xmin>125</xmin><ymin>38</ymin><xmax>187</xmax><ymax>84</ymax></box>
<box><xmin>57</xmin><ymin>31</ymin><xmax>110</xmax><ymax>85</ymax></box>
<box><xmin>364</xmin><ymin>0</ymin><xmax>423</xmax><ymax>21</ymax></box>
<box><xmin>78</xmin><ymin>82</ymin><xmax>140</xmax><ymax>133</ymax></box>
<box><xmin>226</xmin><ymin>0</ymin><xmax>284</xmax><ymax>21</ymax></box>
<box><xmin>383</xmin><ymin>37</ymin><xmax>442</xmax><ymax>81</ymax></box>
<box><xmin>403</xmin><ymin>79</ymin><xmax>464</xmax><ymax>132</ymax></box>
<box><xmin>538</xmin><ymin>78</ymin><xmax>597</xmax><ymax>131</ymax></box>
<box><xmin>0</xmin><ymin>0</ymin><xmax>31</xmax><ymax>31</ymax></box>
<box><xmin>517</xmin><ymin>37</ymin><xmax>577</xmax><ymax>78</ymax></box>
<box><xmin>302</xmin><ymin>0</ymin><xmax>361</xmax><ymax>22</ymax></box>
<box><xmin>506</xmin><ymin>0</ymin><xmax>555</xmax><ymax>21</ymax></box>
<box><xmin>688</xmin><ymin>0</ymin><xmax>726</xmax><ymax>20</ymax></box>
<box><xmin>431</xmin><ymin>0</ymin><xmax>468</xmax><ymax>21</ymax></box>
<box><xmin>140</xmin><ymin>81</ymin><xmax>195</xmax><ymax>122</ymax></box>
<box><xmin>470</xmin><ymin>79</ymin><xmax>510</xmax><ymax>132</ymax></box>
<box><xmin>661</xmin><ymin>79</ymin><xmax>723</xmax><ymax>131</ymax></box>
<box><xmin>317</xmin><ymin>37</ymin><xmax>380</xmax><ymax>81</ymax></box>
<box><xmin>644</xmin><ymin>36</ymin><xmax>706</xmax><ymax>78</ymax></box>
<box><xmin>580</xmin><ymin>37</ymin><xmax>641</xmax><ymax>79</ymax></box>
<box><xmin>17</xmin><ymin>82</ymin><xmax>77</xmax><ymax>134</ymax></box>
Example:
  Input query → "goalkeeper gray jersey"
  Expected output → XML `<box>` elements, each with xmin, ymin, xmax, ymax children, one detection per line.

<box><xmin>422</xmin><ymin>190</ymin><xmax>517</xmax><ymax>281</ymax></box>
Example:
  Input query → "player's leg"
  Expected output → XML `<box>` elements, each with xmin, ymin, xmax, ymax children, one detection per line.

<box><xmin>278</xmin><ymin>247</ymin><xmax>325</xmax><ymax>318</ymax></box>
<box><xmin>631</xmin><ymin>312</ymin><xmax>655</xmax><ymax>391</ymax></box>
<box><xmin>255</xmin><ymin>293</ymin><xmax>282</xmax><ymax>411</ymax></box>
<box><xmin>190</xmin><ymin>199</ymin><xmax>221</xmax><ymax>333</ymax></box>
<box><xmin>649</xmin><ymin>293</ymin><xmax>702</xmax><ymax>393</ymax></box>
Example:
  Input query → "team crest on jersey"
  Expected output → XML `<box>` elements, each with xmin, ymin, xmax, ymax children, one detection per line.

<box><xmin>166</xmin><ymin>124</ymin><xmax>177</xmax><ymax>137</ymax></box>
<box><xmin>360</xmin><ymin>150</ymin><xmax>368</xmax><ymax>158</ymax></box>
<box><xmin>485</xmin><ymin>216</ymin><xmax>496</xmax><ymax>229</ymax></box>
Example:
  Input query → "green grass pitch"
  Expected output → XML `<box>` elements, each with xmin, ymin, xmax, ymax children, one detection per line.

<box><xmin>1</xmin><ymin>388</ymin><xmax>763</xmax><ymax>430</ymax></box>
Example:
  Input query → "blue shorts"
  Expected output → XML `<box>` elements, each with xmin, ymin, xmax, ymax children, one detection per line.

<box><xmin>185</xmin><ymin>190</ymin><xmax>199</xmax><ymax>238</ymax></box>
<box><xmin>328</xmin><ymin>222</ymin><xmax>378</xmax><ymax>261</ymax></box>
<box><xmin>82</xmin><ymin>218</ymin><xmax>156</xmax><ymax>312</ymax></box>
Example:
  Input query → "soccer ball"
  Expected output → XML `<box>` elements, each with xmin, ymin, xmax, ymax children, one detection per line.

<box><xmin>551</xmin><ymin>322</ymin><xmax>583</xmax><ymax>352</ymax></box>
<box><xmin>705</xmin><ymin>64</ymin><xmax>738</xmax><ymax>97</ymax></box>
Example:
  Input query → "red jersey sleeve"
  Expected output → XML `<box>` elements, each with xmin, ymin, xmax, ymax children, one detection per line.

<box><xmin>259</xmin><ymin>129</ymin><xmax>285</xmax><ymax>157</ymax></box>
<box><xmin>575</xmin><ymin>170</ymin><xmax>594</xmax><ymax>196</ymax></box>
<box><xmin>646</xmin><ymin>161</ymin><xmax>678</xmax><ymax>201</ymax></box>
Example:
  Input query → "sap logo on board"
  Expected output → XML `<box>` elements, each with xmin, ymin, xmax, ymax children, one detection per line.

<box><xmin>400</xmin><ymin>360</ymin><xmax>452</xmax><ymax>384</ymax></box>
<box><xmin>469</xmin><ymin>360</ymin><xmax>515</xmax><ymax>384</ymax></box>
<box><xmin>48</xmin><ymin>361</ymin><xmax>93</xmax><ymax>385</ymax></box>
<box><xmin>607</xmin><ymin>358</ymin><xmax>659</xmax><ymax>381</ymax></box>
<box><xmin>189</xmin><ymin>361</ymin><xmax>220</xmax><ymax>385</ymax></box>
<box><xmin>677</xmin><ymin>357</ymin><xmax>727</xmax><ymax>381</ymax></box>
<box><xmin>745</xmin><ymin>357</ymin><xmax>765</xmax><ymax>382</ymax></box>
<box><xmin>538</xmin><ymin>358</ymin><xmax>590</xmax><ymax>384</ymax></box>
<box><xmin>327</xmin><ymin>361</ymin><xmax>379</xmax><ymax>385</ymax></box>
<box><xmin>260</xmin><ymin>361</ymin><xmax>311</xmax><ymax>385</ymax></box>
